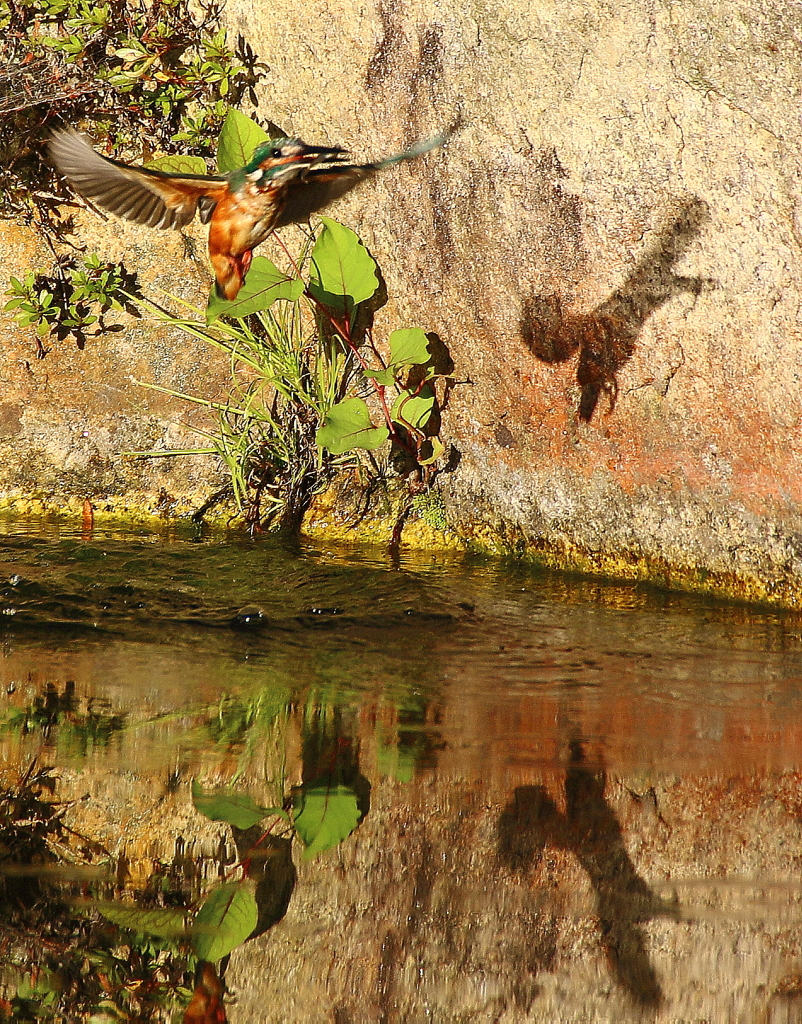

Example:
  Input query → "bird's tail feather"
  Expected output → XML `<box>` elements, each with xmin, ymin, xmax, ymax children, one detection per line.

<box><xmin>372</xmin><ymin>131</ymin><xmax>454</xmax><ymax>170</ymax></box>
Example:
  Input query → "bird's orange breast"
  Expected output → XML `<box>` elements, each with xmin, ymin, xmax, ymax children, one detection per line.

<box><xmin>208</xmin><ymin>185</ymin><xmax>282</xmax><ymax>260</ymax></box>
<box><xmin>207</xmin><ymin>185</ymin><xmax>286</xmax><ymax>300</ymax></box>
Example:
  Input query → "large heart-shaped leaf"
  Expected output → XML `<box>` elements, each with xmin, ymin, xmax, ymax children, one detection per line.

<box><xmin>316</xmin><ymin>397</ymin><xmax>387</xmax><ymax>454</ymax></box>
<box><xmin>145</xmin><ymin>154</ymin><xmax>208</xmax><ymax>176</ymax></box>
<box><xmin>308</xmin><ymin>218</ymin><xmax>378</xmax><ymax>311</ymax></box>
<box><xmin>206</xmin><ymin>257</ymin><xmax>304</xmax><ymax>322</ymax></box>
<box><xmin>292</xmin><ymin>783</ymin><xmax>361</xmax><ymax>859</ymax></box>
<box><xmin>192</xmin><ymin>881</ymin><xmax>258</xmax><ymax>961</ymax></box>
<box><xmin>191</xmin><ymin>780</ymin><xmax>286</xmax><ymax>829</ymax></box>
<box><xmin>388</xmin><ymin>328</ymin><xmax>430</xmax><ymax>368</ymax></box>
<box><xmin>97</xmin><ymin>902</ymin><xmax>189</xmax><ymax>939</ymax></box>
<box><xmin>217</xmin><ymin>108</ymin><xmax>271</xmax><ymax>173</ymax></box>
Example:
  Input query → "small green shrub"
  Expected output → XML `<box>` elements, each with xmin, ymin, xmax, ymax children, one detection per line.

<box><xmin>138</xmin><ymin>215</ymin><xmax>452</xmax><ymax>532</ymax></box>
<box><xmin>0</xmin><ymin>0</ymin><xmax>267</xmax><ymax>235</ymax></box>
<box><xmin>128</xmin><ymin>110</ymin><xmax>454</xmax><ymax>536</ymax></box>
<box><xmin>4</xmin><ymin>253</ymin><xmax>138</xmax><ymax>354</ymax></box>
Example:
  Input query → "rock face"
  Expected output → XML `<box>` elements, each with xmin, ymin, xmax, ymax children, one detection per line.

<box><xmin>3</xmin><ymin>1</ymin><xmax>802</xmax><ymax>599</ymax></box>
<box><xmin>0</xmin><ymin>217</ymin><xmax>228</xmax><ymax>519</ymax></box>
<box><xmin>223</xmin><ymin>0</ymin><xmax>802</xmax><ymax>602</ymax></box>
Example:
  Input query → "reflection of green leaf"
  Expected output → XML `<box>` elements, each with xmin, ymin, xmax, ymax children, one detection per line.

<box><xmin>388</xmin><ymin>328</ymin><xmax>430</xmax><ymax>367</ymax></box>
<box><xmin>191</xmin><ymin>779</ymin><xmax>285</xmax><ymax>829</ymax></box>
<box><xmin>206</xmin><ymin>257</ymin><xmax>303</xmax><ymax>323</ymax></box>
<box><xmin>308</xmin><ymin>218</ymin><xmax>378</xmax><ymax>311</ymax></box>
<box><xmin>316</xmin><ymin>397</ymin><xmax>387</xmax><ymax>454</ymax></box>
<box><xmin>217</xmin><ymin>108</ymin><xmax>270</xmax><ymax>173</ymax></box>
<box><xmin>145</xmin><ymin>154</ymin><xmax>208</xmax><ymax>175</ymax></box>
<box><xmin>292</xmin><ymin>784</ymin><xmax>361</xmax><ymax>859</ymax></box>
<box><xmin>391</xmin><ymin>385</ymin><xmax>435</xmax><ymax>431</ymax></box>
<box><xmin>376</xmin><ymin>741</ymin><xmax>417</xmax><ymax>783</ymax></box>
<box><xmin>192</xmin><ymin>881</ymin><xmax>258</xmax><ymax>960</ymax></box>
<box><xmin>97</xmin><ymin>902</ymin><xmax>188</xmax><ymax>939</ymax></box>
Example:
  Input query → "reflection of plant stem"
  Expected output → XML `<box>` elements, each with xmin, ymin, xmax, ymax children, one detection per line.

<box><xmin>237</xmin><ymin>816</ymin><xmax>291</xmax><ymax>879</ymax></box>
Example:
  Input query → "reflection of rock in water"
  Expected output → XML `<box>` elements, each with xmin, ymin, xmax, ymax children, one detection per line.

<box><xmin>768</xmin><ymin>976</ymin><xmax>802</xmax><ymax>1024</ymax></box>
<box><xmin>562</xmin><ymin>746</ymin><xmax>668</xmax><ymax>1008</ymax></box>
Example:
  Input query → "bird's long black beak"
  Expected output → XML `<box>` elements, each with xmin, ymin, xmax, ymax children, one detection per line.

<box><xmin>298</xmin><ymin>143</ymin><xmax>349</xmax><ymax>164</ymax></box>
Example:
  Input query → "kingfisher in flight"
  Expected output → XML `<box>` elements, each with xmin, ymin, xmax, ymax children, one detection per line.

<box><xmin>49</xmin><ymin>129</ymin><xmax>448</xmax><ymax>300</ymax></box>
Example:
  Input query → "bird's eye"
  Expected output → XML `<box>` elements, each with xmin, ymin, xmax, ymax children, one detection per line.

<box><xmin>270</xmin><ymin>147</ymin><xmax>282</xmax><ymax>159</ymax></box>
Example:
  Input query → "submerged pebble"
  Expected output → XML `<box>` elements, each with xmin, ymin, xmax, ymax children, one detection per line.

<box><xmin>232</xmin><ymin>605</ymin><xmax>269</xmax><ymax>628</ymax></box>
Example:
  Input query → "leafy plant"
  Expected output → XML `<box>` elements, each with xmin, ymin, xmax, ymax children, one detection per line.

<box><xmin>0</xmin><ymin>761</ymin><xmax>201</xmax><ymax>1021</ymax></box>
<box><xmin>0</xmin><ymin>0</ymin><xmax>268</xmax><ymax>360</ymax></box>
<box><xmin>6</xmin><ymin>84</ymin><xmax>454</xmax><ymax>535</ymax></box>
<box><xmin>90</xmin><ymin>768</ymin><xmax>362</xmax><ymax>977</ymax></box>
<box><xmin>4</xmin><ymin>253</ymin><xmax>138</xmax><ymax>355</ymax></box>
<box><xmin>130</xmin><ymin>108</ymin><xmax>454</xmax><ymax>537</ymax></box>
<box><xmin>0</xmin><ymin>681</ymin><xmax>126</xmax><ymax>759</ymax></box>
<box><xmin>0</xmin><ymin>0</ymin><xmax>267</xmax><ymax>199</ymax></box>
<box><xmin>189</xmin><ymin>778</ymin><xmax>361</xmax><ymax>863</ymax></box>
<box><xmin>94</xmin><ymin>693</ymin><xmax>371</xmax><ymax>971</ymax></box>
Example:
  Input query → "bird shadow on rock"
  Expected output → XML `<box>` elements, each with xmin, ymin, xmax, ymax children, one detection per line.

<box><xmin>520</xmin><ymin>196</ymin><xmax>713</xmax><ymax>421</ymax></box>
<box><xmin>497</xmin><ymin>739</ymin><xmax>680</xmax><ymax>1010</ymax></box>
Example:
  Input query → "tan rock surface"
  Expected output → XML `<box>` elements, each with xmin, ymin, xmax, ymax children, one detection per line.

<box><xmin>3</xmin><ymin>1</ymin><xmax>802</xmax><ymax>598</ymax></box>
<box><xmin>0</xmin><ymin>214</ymin><xmax>227</xmax><ymax>518</ymax></box>
<box><xmin>225</xmin><ymin>0</ymin><xmax>802</xmax><ymax>601</ymax></box>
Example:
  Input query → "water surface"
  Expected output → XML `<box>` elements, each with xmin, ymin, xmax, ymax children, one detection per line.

<box><xmin>1</xmin><ymin>522</ymin><xmax>801</xmax><ymax>1021</ymax></box>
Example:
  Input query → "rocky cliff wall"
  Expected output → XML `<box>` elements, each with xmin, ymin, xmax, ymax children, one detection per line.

<box><xmin>225</xmin><ymin>0</ymin><xmax>802</xmax><ymax>602</ymax></box>
<box><xmin>2</xmin><ymin>0</ymin><xmax>802</xmax><ymax>600</ymax></box>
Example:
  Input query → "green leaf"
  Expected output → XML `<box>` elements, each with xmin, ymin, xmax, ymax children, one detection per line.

<box><xmin>192</xmin><ymin>881</ymin><xmax>258</xmax><ymax>960</ymax></box>
<box><xmin>388</xmin><ymin>328</ymin><xmax>430</xmax><ymax>367</ymax></box>
<box><xmin>316</xmin><ymin>397</ymin><xmax>387</xmax><ymax>454</ymax></box>
<box><xmin>114</xmin><ymin>46</ymin><xmax>146</xmax><ymax>60</ymax></box>
<box><xmin>145</xmin><ymin>154</ymin><xmax>208</xmax><ymax>175</ymax></box>
<box><xmin>308</xmin><ymin>217</ymin><xmax>378</xmax><ymax>311</ymax></box>
<box><xmin>206</xmin><ymin>257</ymin><xmax>304</xmax><ymax>322</ymax></box>
<box><xmin>217</xmin><ymin>108</ymin><xmax>270</xmax><ymax>173</ymax></box>
<box><xmin>97</xmin><ymin>902</ymin><xmax>188</xmax><ymax>938</ymax></box>
<box><xmin>391</xmin><ymin>385</ymin><xmax>435</xmax><ymax>431</ymax></box>
<box><xmin>363</xmin><ymin>367</ymin><xmax>396</xmax><ymax>386</ymax></box>
<box><xmin>292</xmin><ymin>783</ymin><xmax>361</xmax><ymax>859</ymax></box>
<box><xmin>191</xmin><ymin>779</ymin><xmax>284</xmax><ymax>828</ymax></box>
<box><xmin>418</xmin><ymin>435</ymin><xmax>445</xmax><ymax>466</ymax></box>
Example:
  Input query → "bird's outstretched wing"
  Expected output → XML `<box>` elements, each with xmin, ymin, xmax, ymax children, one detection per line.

<box><xmin>274</xmin><ymin>166</ymin><xmax>373</xmax><ymax>228</ymax></box>
<box><xmin>273</xmin><ymin>133</ymin><xmax>452</xmax><ymax>229</ymax></box>
<box><xmin>369</xmin><ymin>133</ymin><xmax>453</xmax><ymax>171</ymax></box>
<box><xmin>48</xmin><ymin>130</ymin><xmax>229</xmax><ymax>229</ymax></box>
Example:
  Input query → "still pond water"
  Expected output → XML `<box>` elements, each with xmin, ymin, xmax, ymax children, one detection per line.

<box><xmin>1</xmin><ymin>522</ymin><xmax>802</xmax><ymax>1022</ymax></box>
